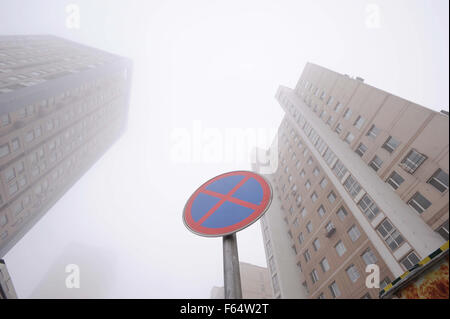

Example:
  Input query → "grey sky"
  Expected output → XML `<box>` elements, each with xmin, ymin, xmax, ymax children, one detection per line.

<box><xmin>0</xmin><ymin>0</ymin><xmax>448</xmax><ymax>298</ymax></box>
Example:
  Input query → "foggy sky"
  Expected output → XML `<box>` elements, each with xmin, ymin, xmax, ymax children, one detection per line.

<box><xmin>0</xmin><ymin>0</ymin><xmax>448</xmax><ymax>298</ymax></box>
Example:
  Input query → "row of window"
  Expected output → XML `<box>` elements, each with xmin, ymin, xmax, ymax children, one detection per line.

<box><xmin>279</xmin><ymin>94</ymin><xmax>424</xmax><ymax>271</ymax></box>
<box><xmin>0</xmin><ymin>78</ymin><xmax>123</xmax><ymax>164</ymax></box>
<box><xmin>1</xmin><ymin>96</ymin><xmax>124</xmax><ymax>208</ymax></box>
<box><xmin>0</xmin><ymin>46</ymin><xmax>114</xmax><ymax>94</ymax></box>
<box><xmin>294</xmin><ymin>81</ymin><xmax>449</xmax><ymax>200</ymax></box>
<box><xmin>0</xmin><ymin>114</ymin><xmax>124</xmax><ymax>241</ymax></box>
<box><xmin>297</xmin><ymin>85</ymin><xmax>448</xmax><ymax>215</ymax></box>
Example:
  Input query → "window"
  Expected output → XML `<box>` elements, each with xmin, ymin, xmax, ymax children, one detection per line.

<box><xmin>307</xmin><ymin>157</ymin><xmax>313</xmax><ymax>165</ymax></box>
<box><xmin>401</xmin><ymin>252</ymin><xmax>420</xmax><ymax>270</ymax></box>
<box><xmin>387</xmin><ymin>171</ymin><xmax>404</xmax><ymax>190</ymax></box>
<box><xmin>335</xmin><ymin>123</ymin><xmax>343</xmax><ymax>134</ymax></box>
<box><xmin>300</xmin><ymin>170</ymin><xmax>306</xmax><ymax>178</ymax></box>
<box><xmin>354</xmin><ymin>116</ymin><xmax>365</xmax><ymax>129</ymax></box>
<box><xmin>408</xmin><ymin>192</ymin><xmax>431</xmax><ymax>214</ymax></box>
<box><xmin>355</xmin><ymin>143</ymin><xmax>368</xmax><ymax>156</ymax></box>
<box><xmin>0</xmin><ymin>144</ymin><xmax>10</xmax><ymax>158</ymax></box>
<box><xmin>306</xmin><ymin>221</ymin><xmax>313</xmax><ymax>233</ymax></box>
<box><xmin>15</xmin><ymin>161</ymin><xmax>24</xmax><ymax>174</ymax></box>
<box><xmin>301</xmin><ymin>207</ymin><xmax>307</xmax><ymax>218</ymax></box>
<box><xmin>319</xmin><ymin>110</ymin><xmax>326</xmax><ymax>119</ymax></box>
<box><xmin>320</xmin><ymin>258</ymin><xmax>330</xmax><ymax>272</ymax></box>
<box><xmin>367</xmin><ymin>125</ymin><xmax>380</xmax><ymax>139</ymax></box>
<box><xmin>348</xmin><ymin>225</ymin><xmax>361</xmax><ymax>242</ymax></box>
<box><xmin>298</xmin><ymin>232</ymin><xmax>304</xmax><ymax>245</ymax></box>
<box><xmin>327</xmin><ymin>96</ymin><xmax>334</xmax><ymax>105</ymax></box>
<box><xmin>313</xmin><ymin>167</ymin><xmax>320</xmax><ymax>176</ymax></box>
<box><xmin>304</xmin><ymin>250</ymin><xmax>311</xmax><ymax>262</ymax></box>
<box><xmin>369</xmin><ymin>155</ymin><xmax>383</xmax><ymax>171</ymax></box>
<box><xmin>344</xmin><ymin>132</ymin><xmax>355</xmax><ymax>144</ymax></box>
<box><xmin>35</xmin><ymin>126</ymin><xmax>42</xmax><ymax>138</ymax></box>
<box><xmin>358</xmin><ymin>195</ymin><xmax>380</xmax><ymax>220</ymax></box>
<box><xmin>11</xmin><ymin>138</ymin><xmax>20</xmax><ymax>151</ymax></box>
<box><xmin>333</xmin><ymin>160</ymin><xmax>348</xmax><ymax>179</ymax></box>
<box><xmin>0</xmin><ymin>214</ymin><xmax>7</xmax><ymax>227</ymax></box>
<box><xmin>334</xmin><ymin>102</ymin><xmax>342</xmax><ymax>112</ymax></box>
<box><xmin>329</xmin><ymin>282</ymin><xmax>341</xmax><ymax>298</ymax></box>
<box><xmin>401</xmin><ymin>149</ymin><xmax>427</xmax><ymax>174</ymax></box>
<box><xmin>435</xmin><ymin>220</ymin><xmax>449</xmax><ymax>240</ymax></box>
<box><xmin>296</xmin><ymin>194</ymin><xmax>302</xmax><ymax>205</ymax></box>
<box><xmin>305</xmin><ymin>180</ymin><xmax>311</xmax><ymax>190</ymax></box>
<box><xmin>302</xmin><ymin>281</ymin><xmax>309</xmax><ymax>294</ymax></box>
<box><xmin>297</xmin><ymin>261</ymin><xmax>302</xmax><ymax>273</ymax></box>
<box><xmin>0</xmin><ymin>113</ymin><xmax>11</xmax><ymax>126</ymax></box>
<box><xmin>8</xmin><ymin>182</ymin><xmax>18</xmax><ymax>196</ymax></box>
<box><xmin>311</xmin><ymin>192</ymin><xmax>318</xmax><ymax>202</ymax></box>
<box><xmin>25</xmin><ymin>130</ymin><xmax>34</xmax><ymax>143</ymax></box>
<box><xmin>427</xmin><ymin>169</ymin><xmax>449</xmax><ymax>193</ymax></box>
<box><xmin>337</xmin><ymin>207</ymin><xmax>348</xmax><ymax>221</ymax></box>
<box><xmin>346</xmin><ymin>265</ymin><xmax>360</xmax><ymax>283</ymax></box>
<box><xmin>343</xmin><ymin>175</ymin><xmax>362</xmax><ymax>198</ymax></box>
<box><xmin>343</xmin><ymin>108</ymin><xmax>352</xmax><ymax>120</ymax></box>
<box><xmin>317</xmin><ymin>206</ymin><xmax>326</xmax><ymax>218</ymax></box>
<box><xmin>292</xmin><ymin>245</ymin><xmax>297</xmax><ymax>255</ymax></box>
<box><xmin>382</xmin><ymin>136</ymin><xmax>400</xmax><ymax>153</ymax></box>
<box><xmin>326</xmin><ymin>116</ymin><xmax>334</xmax><ymax>126</ymax></box>
<box><xmin>325</xmin><ymin>222</ymin><xmax>335</xmax><ymax>235</ymax></box>
<box><xmin>377</xmin><ymin>219</ymin><xmax>404</xmax><ymax>251</ymax></box>
<box><xmin>313</xmin><ymin>238</ymin><xmax>320</xmax><ymax>251</ymax></box>
<box><xmin>320</xmin><ymin>91</ymin><xmax>326</xmax><ymax>100</ymax></box>
<box><xmin>318</xmin><ymin>293</ymin><xmax>325</xmax><ymax>299</ymax></box>
<box><xmin>310</xmin><ymin>269</ymin><xmax>319</xmax><ymax>283</ymax></box>
<box><xmin>335</xmin><ymin>241</ymin><xmax>347</xmax><ymax>256</ymax></box>
<box><xmin>320</xmin><ymin>178</ymin><xmax>328</xmax><ymax>189</ymax></box>
<box><xmin>323</xmin><ymin>148</ymin><xmax>336</xmax><ymax>165</ymax></box>
<box><xmin>16</xmin><ymin>175</ymin><xmax>25</xmax><ymax>188</ymax></box>
<box><xmin>362</xmin><ymin>248</ymin><xmax>378</xmax><ymax>265</ymax></box>
<box><xmin>4</xmin><ymin>167</ymin><xmax>15</xmax><ymax>182</ymax></box>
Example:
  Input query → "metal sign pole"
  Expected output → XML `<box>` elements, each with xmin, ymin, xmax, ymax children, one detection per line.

<box><xmin>223</xmin><ymin>233</ymin><xmax>242</xmax><ymax>299</ymax></box>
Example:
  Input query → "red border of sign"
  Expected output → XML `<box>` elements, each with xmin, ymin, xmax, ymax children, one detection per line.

<box><xmin>183</xmin><ymin>170</ymin><xmax>273</xmax><ymax>237</ymax></box>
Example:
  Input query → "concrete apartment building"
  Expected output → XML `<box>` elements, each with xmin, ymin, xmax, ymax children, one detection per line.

<box><xmin>256</xmin><ymin>63</ymin><xmax>448</xmax><ymax>299</ymax></box>
<box><xmin>0</xmin><ymin>259</ymin><xmax>17</xmax><ymax>299</ymax></box>
<box><xmin>0</xmin><ymin>35</ymin><xmax>132</xmax><ymax>257</ymax></box>
<box><xmin>210</xmin><ymin>262</ymin><xmax>273</xmax><ymax>299</ymax></box>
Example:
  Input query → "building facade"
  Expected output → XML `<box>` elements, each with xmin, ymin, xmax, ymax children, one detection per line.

<box><xmin>0</xmin><ymin>35</ymin><xmax>132</xmax><ymax>257</ymax></box>
<box><xmin>210</xmin><ymin>262</ymin><xmax>273</xmax><ymax>299</ymax></box>
<box><xmin>257</xmin><ymin>63</ymin><xmax>448</xmax><ymax>299</ymax></box>
<box><xmin>0</xmin><ymin>259</ymin><xmax>17</xmax><ymax>299</ymax></box>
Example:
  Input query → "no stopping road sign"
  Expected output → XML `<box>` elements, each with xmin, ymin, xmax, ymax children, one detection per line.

<box><xmin>183</xmin><ymin>171</ymin><xmax>273</xmax><ymax>237</ymax></box>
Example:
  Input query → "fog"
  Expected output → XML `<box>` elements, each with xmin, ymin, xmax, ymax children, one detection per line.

<box><xmin>0</xmin><ymin>0</ymin><xmax>448</xmax><ymax>298</ymax></box>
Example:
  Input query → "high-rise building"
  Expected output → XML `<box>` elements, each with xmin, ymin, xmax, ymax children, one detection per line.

<box><xmin>255</xmin><ymin>63</ymin><xmax>448</xmax><ymax>299</ymax></box>
<box><xmin>0</xmin><ymin>35</ymin><xmax>132</xmax><ymax>257</ymax></box>
<box><xmin>210</xmin><ymin>262</ymin><xmax>273</xmax><ymax>299</ymax></box>
<box><xmin>0</xmin><ymin>259</ymin><xmax>17</xmax><ymax>299</ymax></box>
